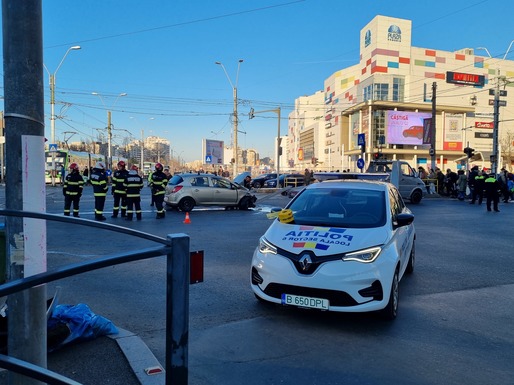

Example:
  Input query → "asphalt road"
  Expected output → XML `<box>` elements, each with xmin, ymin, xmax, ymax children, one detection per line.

<box><xmin>3</xmin><ymin>185</ymin><xmax>514</xmax><ymax>385</ymax></box>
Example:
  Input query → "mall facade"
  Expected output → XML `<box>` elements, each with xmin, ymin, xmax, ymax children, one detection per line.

<box><xmin>286</xmin><ymin>15</ymin><xmax>514</xmax><ymax>173</ymax></box>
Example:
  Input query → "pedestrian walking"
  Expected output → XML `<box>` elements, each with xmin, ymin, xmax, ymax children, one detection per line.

<box><xmin>498</xmin><ymin>168</ymin><xmax>510</xmax><ymax>203</ymax></box>
<box><xmin>111</xmin><ymin>160</ymin><xmax>129</xmax><ymax>218</ymax></box>
<box><xmin>456</xmin><ymin>169</ymin><xmax>467</xmax><ymax>200</ymax></box>
<box><xmin>90</xmin><ymin>161</ymin><xmax>108</xmax><ymax>221</ymax></box>
<box><xmin>149</xmin><ymin>163</ymin><xmax>168</xmax><ymax>219</ymax></box>
<box><xmin>124</xmin><ymin>165</ymin><xmax>144</xmax><ymax>220</ymax></box>
<box><xmin>484</xmin><ymin>172</ymin><xmax>500</xmax><ymax>212</ymax></box>
<box><xmin>63</xmin><ymin>162</ymin><xmax>84</xmax><ymax>217</ymax></box>
<box><xmin>304</xmin><ymin>168</ymin><xmax>311</xmax><ymax>186</ymax></box>
<box><xmin>470</xmin><ymin>169</ymin><xmax>486</xmax><ymax>205</ymax></box>
<box><xmin>147</xmin><ymin>170</ymin><xmax>154</xmax><ymax>207</ymax></box>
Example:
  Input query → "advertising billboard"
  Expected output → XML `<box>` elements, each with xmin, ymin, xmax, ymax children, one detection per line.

<box><xmin>203</xmin><ymin>139</ymin><xmax>224</xmax><ymax>165</ymax></box>
<box><xmin>386</xmin><ymin>111</ymin><xmax>432</xmax><ymax>145</ymax></box>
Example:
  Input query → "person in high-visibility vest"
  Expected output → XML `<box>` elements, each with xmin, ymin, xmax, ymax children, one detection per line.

<box><xmin>90</xmin><ymin>161</ymin><xmax>109</xmax><ymax>220</ymax></box>
<box><xmin>63</xmin><ymin>162</ymin><xmax>84</xmax><ymax>217</ymax></box>
<box><xmin>484</xmin><ymin>173</ymin><xmax>500</xmax><ymax>212</ymax></box>
<box><xmin>124</xmin><ymin>165</ymin><xmax>144</xmax><ymax>220</ymax></box>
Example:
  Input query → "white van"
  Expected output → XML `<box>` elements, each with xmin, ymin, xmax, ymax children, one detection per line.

<box><xmin>313</xmin><ymin>160</ymin><xmax>425</xmax><ymax>204</ymax></box>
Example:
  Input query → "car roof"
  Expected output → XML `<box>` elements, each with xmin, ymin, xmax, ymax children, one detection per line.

<box><xmin>306</xmin><ymin>179</ymin><xmax>390</xmax><ymax>191</ymax></box>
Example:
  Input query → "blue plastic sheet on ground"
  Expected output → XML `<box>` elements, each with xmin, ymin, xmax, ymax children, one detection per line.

<box><xmin>48</xmin><ymin>303</ymin><xmax>118</xmax><ymax>352</ymax></box>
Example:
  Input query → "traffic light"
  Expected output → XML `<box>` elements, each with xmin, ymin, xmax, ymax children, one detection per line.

<box><xmin>373</xmin><ymin>152</ymin><xmax>380</xmax><ymax>160</ymax></box>
<box><xmin>463</xmin><ymin>147</ymin><xmax>475</xmax><ymax>158</ymax></box>
<box><xmin>311</xmin><ymin>157</ymin><xmax>318</xmax><ymax>165</ymax></box>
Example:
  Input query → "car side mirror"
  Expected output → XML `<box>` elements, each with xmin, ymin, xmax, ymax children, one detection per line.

<box><xmin>393</xmin><ymin>213</ymin><xmax>414</xmax><ymax>229</ymax></box>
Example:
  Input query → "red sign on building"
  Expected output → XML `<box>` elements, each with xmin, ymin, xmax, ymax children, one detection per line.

<box><xmin>475</xmin><ymin>121</ymin><xmax>494</xmax><ymax>129</ymax></box>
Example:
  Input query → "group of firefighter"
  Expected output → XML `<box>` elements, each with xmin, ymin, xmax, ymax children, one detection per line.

<box><xmin>63</xmin><ymin>160</ymin><xmax>168</xmax><ymax>221</ymax></box>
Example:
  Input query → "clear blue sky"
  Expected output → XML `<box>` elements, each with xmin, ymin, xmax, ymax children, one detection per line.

<box><xmin>2</xmin><ymin>0</ymin><xmax>513</xmax><ymax>162</ymax></box>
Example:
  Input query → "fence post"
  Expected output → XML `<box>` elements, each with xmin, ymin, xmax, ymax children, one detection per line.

<box><xmin>166</xmin><ymin>233</ymin><xmax>190</xmax><ymax>385</ymax></box>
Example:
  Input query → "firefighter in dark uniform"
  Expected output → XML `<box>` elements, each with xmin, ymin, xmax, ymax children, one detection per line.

<box><xmin>111</xmin><ymin>160</ymin><xmax>129</xmax><ymax>218</ymax></box>
<box><xmin>90</xmin><ymin>161</ymin><xmax>109</xmax><ymax>220</ymax></box>
<box><xmin>124</xmin><ymin>165</ymin><xmax>144</xmax><ymax>220</ymax></box>
<box><xmin>63</xmin><ymin>162</ymin><xmax>84</xmax><ymax>217</ymax></box>
<box><xmin>149</xmin><ymin>163</ymin><xmax>168</xmax><ymax>219</ymax></box>
<box><xmin>484</xmin><ymin>172</ymin><xmax>500</xmax><ymax>212</ymax></box>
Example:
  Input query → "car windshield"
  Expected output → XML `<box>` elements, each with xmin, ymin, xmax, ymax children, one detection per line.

<box><xmin>286</xmin><ymin>188</ymin><xmax>386</xmax><ymax>228</ymax></box>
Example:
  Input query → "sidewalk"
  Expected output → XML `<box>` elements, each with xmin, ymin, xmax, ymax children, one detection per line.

<box><xmin>1</xmin><ymin>328</ymin><xmax>164</xmax><ymax>385</ymax></box>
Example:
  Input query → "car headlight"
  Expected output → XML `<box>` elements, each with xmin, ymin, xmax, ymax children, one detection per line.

<box><xmin>342</xmin><ymin>246</ymin><xmax>382</xmax><ymax>263</ymax></box>
<box><xmin>258</xmin><ymin>236</ymin><xmax>277</xmax><ymax>255</ymax></box>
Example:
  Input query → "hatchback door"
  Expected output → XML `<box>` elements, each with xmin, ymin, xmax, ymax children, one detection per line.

<box><xmin>190</xmin><ymin>176</ymin><xmax>214</xmax><ymax>204</ymax></box>
<box><xmin>211</xmin><ymin>177</ymin><xmax>239</xmax><ymax>204</ymax></box>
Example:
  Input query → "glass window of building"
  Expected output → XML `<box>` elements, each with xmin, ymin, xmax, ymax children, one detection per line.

<box><xmin>374</xmin><ymin>83</ymin><xmax>389</xmax><ymax>101</ymax></box>
<box><xmin>392</xmin><ymin>78</ymin><xmax>405</xmax><ymax>102</ymax></box>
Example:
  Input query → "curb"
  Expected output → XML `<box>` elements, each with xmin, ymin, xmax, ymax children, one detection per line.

<box><xmin>109</xmin><ymin>328</ymin><xmax>165</xmax><ymax>385</ymax></box>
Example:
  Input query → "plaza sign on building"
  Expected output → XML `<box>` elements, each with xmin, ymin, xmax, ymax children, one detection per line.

<box><xmin>446</xmin><ymin>71</ymin><xmax>485</xmax><ymax>87</ymax></box>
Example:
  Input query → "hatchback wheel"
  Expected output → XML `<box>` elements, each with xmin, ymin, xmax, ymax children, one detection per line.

<box><xmin>410</xmin><ymin>190</ymin><xmax>423</xmax><ymax>204</ymax></box>
<box><xmin>179</xmin><ymin>197</ymin><xmax>195</xmax><ymax>212</ymax></box>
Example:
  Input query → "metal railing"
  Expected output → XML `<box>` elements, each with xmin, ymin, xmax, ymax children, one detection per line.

<box><xmin>0</xmin><ymin>209</ymin><xmax>190</xmax><ymax>385</ymax></box>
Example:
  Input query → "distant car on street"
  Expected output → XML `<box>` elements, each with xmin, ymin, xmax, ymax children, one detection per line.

<box><xmin>164</xmin><ymin>173</ymin><xmax>256</xmax><ymax>212</ymax></box>
<box><xmin>250</xmin><ymin>173</ymin><xmax>277</xmax><ymax>189</ymax></box>
<box><xmin>251</xmin><ymin>179</ymin><xmax>416</xmax><ymax>319</ymax></box>
<box><xmin>263</xmin><ymin>173</ymin><xmax>304</xmax><ymax>189</ymax></box>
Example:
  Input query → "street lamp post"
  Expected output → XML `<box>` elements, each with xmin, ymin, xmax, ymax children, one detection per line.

<box><xmin>216</xmin><ymin>59</ymin><xmax>243</xmax><ymax>178</ymax></box>
<box><xmin>92</xmin><ymin>92</ymin><xmax>127</xmax><ymax>171</ymax></box>
<box><xmin>44</xmin><ymin>45</ymin><xmax>81</xmax><ymax>186</ymax></box>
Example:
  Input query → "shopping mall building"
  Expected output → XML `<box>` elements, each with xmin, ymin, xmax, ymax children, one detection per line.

<box><xmin>286</xmin><ymin>15</ymin><xmax>514</xmax><ymax>173</ymax></box>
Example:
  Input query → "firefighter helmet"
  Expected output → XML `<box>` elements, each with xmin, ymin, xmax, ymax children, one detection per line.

<box><xmin>69</xmin><ymin>162</ymin><xmax>79</xmax><ymax>171</ymax></box>
<box><xmin>95</xmin><ymin>161</ymin><xmax>106</xmax><ymax>170</ymax></box>
<box><xmin>117</xmin><ymin>160</ymin><xmax>126</xmax><ymax>168</ymax></box>
<box><xmin>155</xmin><ymin>163</ymin><xmax>163</xmax><ymax>171</ymax></box>
<box><xmin>131</xmin><ymin>165</ymin><xmax>139</xmax><ymax>171</ymax></box>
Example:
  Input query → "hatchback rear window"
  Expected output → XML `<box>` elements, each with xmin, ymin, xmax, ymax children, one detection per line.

<box><xmin>169</xmin><ymin>175</ymin><xmax>184</xmax><ymax>186</ymax></box>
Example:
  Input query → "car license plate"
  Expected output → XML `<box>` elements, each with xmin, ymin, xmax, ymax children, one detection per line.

<box><xmin>281</xmin><ymin>293</ymin><xmax>329</xmax><ymax>310</ymax></box>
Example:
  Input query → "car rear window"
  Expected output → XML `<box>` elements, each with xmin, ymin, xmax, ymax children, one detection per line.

<box><xmin>168</xmin><ymin>175</ymin><xmax>184</xmax><ymax>186</ymax></box>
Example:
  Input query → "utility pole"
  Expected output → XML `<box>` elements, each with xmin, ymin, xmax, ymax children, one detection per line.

<box><xmin>107</xmin><ymin>110</ymin><xmax>112</xmax><ymax>171</ymax></box>
<box><xmin>430</xmin><ymin>82</ymin><xmax>437</xmax><ymax>171</ymax></box>
<box><xmin>3</xmin><ymin>1</ymin><xmax>47</xmax><ymax>384</ymax></box>
<box><xmin>249</xmin><ymin>107</ymin><xmax>282</xmax><ymax>188</ymax></box>
<box><xmin>492</xmin><ymin>71</ymin><xmax>501</xmax><ymax>175</ymax></box>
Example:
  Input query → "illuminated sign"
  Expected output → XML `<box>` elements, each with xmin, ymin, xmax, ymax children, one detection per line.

<box><xmin>475</xmin><ymin>121</ymin><xmax>494</xmax><ymax>129</ymax></box>
<box><xmin>446</xmin><ymin>71</ymin><xmax>485</xmax><ymax>86</ymax></box>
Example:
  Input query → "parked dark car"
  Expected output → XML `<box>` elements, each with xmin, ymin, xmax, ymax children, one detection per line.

<box><xmin>250</xmin><ymin>173</ymin><xmax>277</xmax><ymax>189</ymax></box>
<box><xmin>263</xmin><ymin>173</ymin><xmax>305</xmax><ymax>189</ymax></box>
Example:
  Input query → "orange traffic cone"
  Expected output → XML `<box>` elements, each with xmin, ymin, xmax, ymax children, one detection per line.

<box><xmin>183</xmin><ymin>212</ymin><xmax>191</xmax><ymax>224</ymax></box>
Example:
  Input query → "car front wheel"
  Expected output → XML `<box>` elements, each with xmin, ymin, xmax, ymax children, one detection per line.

<box><xmin>410</xmin><ymin>190</ymin><xmax>423</xmax><ymax>204</ymax></box>
<box><xmin>406</xmin><ymin>241</ymin><xmax>415</xmax><ymax>274</ymax></box>
<box><xmin>178</xmin><ymin>197</ymin><xmax>195</xmax><ymax>212</ymax></box>
<box><xmin>253</xmin><ymin>181</ymin><xmax>262</xmax><ymax>189</ymax></box>
<box><xmin>380</xmin><ymin>268</ymin><xmax>399</xmax><ymax>320</ymax></box>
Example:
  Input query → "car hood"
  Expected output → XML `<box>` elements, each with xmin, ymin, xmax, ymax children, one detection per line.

<box><xmin>264</xmin><ymin>221</ymin><xmax>390</xmax><ymax>255</ymax></box>
<box><xmin>233</xmin><ymin>172</ymin><xmax>251</xmax><ymax>185</ymax></box>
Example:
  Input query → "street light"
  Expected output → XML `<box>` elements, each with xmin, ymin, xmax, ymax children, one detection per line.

<box><xmin>476</xmin><ymin>41</ymin><xmax>514</xmax><ymax>174</ymax></box>
<box><xmin>43</xmin><ymin>45</ymin><xmax>81</xmax><ymax>185</ymax></box>
<box><xmin>216</xmin><ymin>59</ymin><xmax>243</xmax><ymax>178</ymax></box>
<box><xmin>92</xmin><ymin>92</ymin><xmax>127</xmax><ymax>171</ymax></box>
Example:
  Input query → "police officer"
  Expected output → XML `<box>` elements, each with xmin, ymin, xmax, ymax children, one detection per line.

<box><xmin>111</xmin><ymin>160</ymin><xmax>129</xmax><ymax>218</ymax></box>
<box><xmin>90</xmin><ymin>161</ymin><xmax>109</xmax><ymax>220</ymax></box>
<box><xmin>149</xmin><ymin>163</ymin><xmax>168</xmax><ymax>219</ymax></box>
<box><xmin>124</xmin><ymin>165</ymin><xmax>144</xmax><ymax>220</ymax></box>
<box><xmin>63</xmin><ymin>162</ymin><xmax>84</xmax><ymax>217</ymax></box>
<box><xmin>484</xmin><ymin>172</ymin><xmax>500</xmax><ymax>212</ymax></box>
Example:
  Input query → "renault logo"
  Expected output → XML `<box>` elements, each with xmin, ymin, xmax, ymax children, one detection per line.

<box><xmin>298</xmin><ymin>254</ymin><xmax>313</xmax><ymax>271</ymax></box>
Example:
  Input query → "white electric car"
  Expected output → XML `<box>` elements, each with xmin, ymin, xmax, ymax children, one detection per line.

<box><xmin>250</xmin><ymin>179</ymin><xmax>416</xmax><ymax>319</ymax></box>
